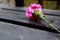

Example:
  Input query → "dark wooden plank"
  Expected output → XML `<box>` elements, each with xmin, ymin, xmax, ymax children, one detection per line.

<box><xmin>0</xmin><ymin>9</ymin><xmax>60</xmax><ymax>33</ymax></box>
<box><xmin>1</xmin><ymin>7</ymin><xmax>60</xmax><ymax>16</ymax></box>
<box><xmin>1</xmin><ymin>18</ymin><xmax>60</xmax><ymax>33</ymax></box>
<box><xmin>0</xmin><ymin>21</ymin><xmax>60</xmax><ymax>40</ymax></box>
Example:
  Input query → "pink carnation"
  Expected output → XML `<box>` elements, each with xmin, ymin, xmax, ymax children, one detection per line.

<box><xmin>26</xmin><ymin>4</ymin><xmax>43</xmax><ymax>20</ymax></box>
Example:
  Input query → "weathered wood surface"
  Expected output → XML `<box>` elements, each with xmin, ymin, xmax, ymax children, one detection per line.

<box><xmin>0</xmin><ymin>7</ymin><xmax>60</xmax><ymax>33</ymax></box>
<box><xmin>0</xmin><ymin>21</ymin><xmax>60</xmax><ymax>40</ymax></box>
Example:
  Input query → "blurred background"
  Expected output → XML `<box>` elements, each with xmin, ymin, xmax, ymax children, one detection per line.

<box><xmin>0</xmin><ymin>0</ymin><xmax>60</xmax><ymax>10</ymax></box>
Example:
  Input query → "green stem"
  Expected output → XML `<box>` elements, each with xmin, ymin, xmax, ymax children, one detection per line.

<box><xmin>34</xmin><ymin>10</ymin><xmax>60</xmax><ymax>33</ymax></box>
<box><xmin>42</xmin><ymin>17</ymin><xmax>60</xmax><ymax>33</ymax></box>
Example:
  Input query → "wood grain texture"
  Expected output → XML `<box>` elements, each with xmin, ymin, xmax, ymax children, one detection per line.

<box><xmin>0</xmin><ymin>7</ymin><xmax>60</xmax><ymax>33</ymax></box>
<box><xmin>0</xmin><ymin>21</ymin><xmax>60</xmax><ymax>40</ymax></box>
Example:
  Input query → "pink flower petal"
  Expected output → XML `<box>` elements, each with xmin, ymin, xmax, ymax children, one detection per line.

<box><xmin>26</xmin><ymin>4</ymin><xmax>43</xmax><ymax>20</ymax></box>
